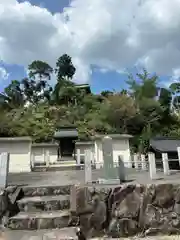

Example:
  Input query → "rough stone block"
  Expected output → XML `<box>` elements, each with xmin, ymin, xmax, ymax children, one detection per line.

<box><xmin>70</xmin><ymin>185</ymin><xmax>92</xmax><ymax>215</ymax></box>
<box><xmin>17</xmin><ymin>195</ymin><xmax>70</xmax><ymax>212</ymax></box>
<box><xmin>22</xmin><ymin>185</ymin><xmax>72</xmax><ymax>197</ymax></box>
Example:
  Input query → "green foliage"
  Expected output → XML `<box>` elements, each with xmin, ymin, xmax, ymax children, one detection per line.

<box><xmin>55</xmin><ymin>54</ymin><xmax>76</xmax><ymax>80</ymax></box>
<box><xmin>1</xmin><ymin>54</ymin><xmax>180</xmax><ymax>153</ymax></box>
<box><xmin>28</xmin><ymin>60</ymin><xmax>53</xmax><ymax>80</ymax></box>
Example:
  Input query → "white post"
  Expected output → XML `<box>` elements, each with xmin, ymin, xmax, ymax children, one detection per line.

<box><xmin>42</xmin><ymin>148</ymin><xmax>45</xmax><ymax>164</ymax></box>
<box><xmin>45</xmin><ymin>150</ymin><xmax>50</xmax><ymax>167</ymax></box>
<box><xmin>0</xmin><ymin>153</ymin><xmax>10</xmax><ymax>189</ymax></box>
<box><xmin>76</xmin><ymin>149</ymin><xmax>81</xmax><ymax>165</ymax></box>
<box><xmin>84</xmin><ymin>149</ymin><xmax>92</xmax><ymax>183</ymax></box>
<box><xmin>177</xmin><ymin>147</ymin><xmax>180</xmax><ymax>168</ymax></box>
<box><xmin>148</xmin><ymin>152</ymin><xmax>157</xmax><ymax>180</ymax></box>
<box><xmin>141</xmin><ymin>154</ymin><xmax>147</xmax><ymax>170</ymax></box>
<box><xmin>30</xmin><ymin>153</ymin><xmax>34</xmax><ymax>169</ymax></box>
<box><xmin>134</xmin><ymin>154</ymin><xmax>139</xmax><ymax>169</ymax></box>
<box><xmin>162</xmin><ymin>153</ymin><xmax>170</xmax><ymax>175</ymax></box>
<box><xmin>95</xmin><ymin>141</ymin><xmax>101</xmax><ymax>169</ymax></box>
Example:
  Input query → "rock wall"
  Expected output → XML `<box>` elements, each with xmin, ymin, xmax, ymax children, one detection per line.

<box><xmin>0</xmin><ymin>186</ymin><xmax>22</xmax><ymax>229</ymax></box>
<box><xmin>70</xmin><ymin>183</ymin><xmax>180</xmax><ymax>238</ymax></box>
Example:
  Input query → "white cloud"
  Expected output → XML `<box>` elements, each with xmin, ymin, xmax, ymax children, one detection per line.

<box><xmin>164</xmin><ymin>68</ymin><xmax>180</xmax><ymax>88</ymax></box>
<box><xmin>1</xmin><ymin>0</ymin><xmax>180</xmax><ymax>83</ymax></box>
<box><xmin>0</xmin><ymin>66</ymin><xmax>9</xmax><ymax>81</ymax></box>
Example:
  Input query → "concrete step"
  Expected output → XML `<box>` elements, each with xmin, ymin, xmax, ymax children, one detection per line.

<box><xmin>32</xmin><ymin>165</ymin><xmax>82</xmax><ymax>172</ymax></box>
<box><xmin>52</xmin><ymin>161</ymin><xmax>77</xmax><ymax>165</ymax></box>
<box><xmin>7</xmin><ymin>210</ymin><xmax>70</xmax><ymax>230</ymax></box>
<box><xmin>17</xmin><ymin>195</ymin><xmax>70</xmax><ymax>212</ymax></box>
<box><xmin>22</xmin><ymin>185</ymin><xmax>72</xmax><ymax>197</ymax></box>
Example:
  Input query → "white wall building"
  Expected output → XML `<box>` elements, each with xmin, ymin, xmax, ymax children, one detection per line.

<box><xmin>75</xmin><ymin>134</ymin><xmax>132</xmax><ymax>168</ymax></box>
<box><xmin>0</xmin><ymin>137</ymin><xmax>32</xmax><ymax>173</ymax></box>
<box><xmin>0</xmin><ymin>134</ymin><xmax>132</xmax><ymax>172</ymax></box>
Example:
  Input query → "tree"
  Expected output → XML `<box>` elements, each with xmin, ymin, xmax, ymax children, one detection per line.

<box><xmin>55</xmin><ymin>54</ymin><xmax>76</xmax><ymax>81</ymax></box>
<box><xmin>101</xmin><ymin>90</ymin><xmax>113</xmax><ymax>98</ymax></box>
<box><xmin>127</xmin><ymin>69</ymin><xmax>158</xmax><ymax>102</ymax></box>
<box><xmin>28</xmin><ymin>60</ymin><xmax>53</xmax><ymax>81</ymax></box>
<box><xmin>53</xmin><ymin>54</ymin><xmax>77</xmax><ymax>105</ymax></box>
<box><xmin>26</xmin><ymin>61</ymin><xmax>53</xmax><ymax>104</ymax></box>
<box><xmin>105</xmin><ymin>94</ymin><xmax>138</xmax><ymax>133</ymax></box>
<box><xmin>3</xmin><ymin>80</ymin><xmax>24</xmax><ymax>109</ymax></box>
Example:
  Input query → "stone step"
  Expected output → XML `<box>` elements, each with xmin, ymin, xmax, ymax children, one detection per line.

<box><xmin>7</xmin><ymin>210</ymin><xmax>70</xmax><ymax>230</ymax></box>
<box><xmin>32</xmin><ymin>165</ymin><xmax>82</xmax><ymax>172</ymax></box>
<box><xmin>5</xmin><ymin>227</ymin><xmax>78</xmax><ymax>239</ymax></box>
<box><xmin>22</xmin><ymin>185</ymin><xmax>72</xmax><ymax>197</ymax></box>
<box><xmin>17</xmin><ymin>195</ymin><xmax>70</xmax><ymax>212</ymax></box>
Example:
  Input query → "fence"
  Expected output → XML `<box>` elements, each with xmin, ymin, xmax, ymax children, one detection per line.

<box><xmin>82</xmin><ymin>149</ymin><xmax>180</xmax><ymax>184</ymax></box>
<box><xmin>30</xmin><ymin>137</ymin><xmax>180</xmax><ymax>183</ymax></box>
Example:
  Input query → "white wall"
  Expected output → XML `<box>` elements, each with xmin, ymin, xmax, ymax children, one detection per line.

<box><xmin>31</xmin><ymin>145</ymin><xmax>58</xmax><ymax>165</ymax></box>
<box><xmin>94</xmin><ymin>138</ymin><xmax>131</xmax><ymax>168</ymax></box>
<box><xmin>112</xmin><ymin>139</ymin><xmax>131</xmax><ymax>167</ymax></box>
<box><xmin>75</xmin><ymin>143</ymin><xmax>94</xmax><ymax>164</ymax></box>
<box><xmin>0</xmin><ymin>141</ymin><xmax>31</xmax><ymax>173</ymax></box>
<box><xmin>32</xmin><ymin>147</ymin><xmax>44</xmax><ymax>164</ymax></box>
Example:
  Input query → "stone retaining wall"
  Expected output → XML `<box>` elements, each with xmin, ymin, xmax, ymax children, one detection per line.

<box><xmin>70</xmin><ymin>183</ymin><xmax>180</xmax><ymax>238</ymax></box>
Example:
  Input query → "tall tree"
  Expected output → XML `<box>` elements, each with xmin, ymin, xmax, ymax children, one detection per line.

<box><xmin>28</xmin><ymin>61</ymin><xmax>53</xmax><ymax>81</ymax></box>
<box><xmin>24</xmin><ymin>60</ymin><xmax>53</xmax><ymax>104</ymax></box>
<box><xmin>169</xmin><ymin>83</ymin><xmax>180</xmax><ymax>111</ymax></box>
<box><xmin>127</xmin><ymin>69</ymin><xmax>158</xmax><ymax>102</ymax></box>
<box><xmin>53</xmin><ymin>54</ymin><xmax>76</xmax><ymax>104</ymax></box>
<box><xmin>55</xmin><ymin>54</ymin><xmax>76</xmax><ymax>81</ymax></box>
<box><xmin>3</xmin><ymin>80</ymin><xmax>24</xmax><ymax>109</ymax></box>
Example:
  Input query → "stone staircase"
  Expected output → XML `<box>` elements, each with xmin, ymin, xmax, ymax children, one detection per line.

<box><xmin>7</xmin><ymin>184</ymin><xmax>72</xmax><ymax>230</ymax></box>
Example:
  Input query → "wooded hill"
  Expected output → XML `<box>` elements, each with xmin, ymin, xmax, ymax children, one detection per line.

<box><xmin>0</xmin><ymin>54</ymin><xmax>180</xmax><ymax>153</ymax></box>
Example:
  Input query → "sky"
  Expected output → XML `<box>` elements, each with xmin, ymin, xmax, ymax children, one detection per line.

<box><xmin>0</xmin><ymin>0</ymin><xmax>180</xmax><ymax>93</ymax></box>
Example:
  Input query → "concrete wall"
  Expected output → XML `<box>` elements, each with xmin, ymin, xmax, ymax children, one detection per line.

<box><xmin>76</xmin><ymin>137</ymin><xmax>131</xmax><ymax>168</ymax></box>
<box><xmin>0</xmin><ymin>138</ymin><xmax>31</xmax><ymax>173</ymax></box>
<box><xmin>0</xmin><ymin>136</ymin><xmax>131</xmax><ymax>172</ymax></box>
<box><xmin>94</xmin><ymin>138</ymin><xmax>131</xmax><ymax>168</ymax></box>
<box><xmin>31</xmin><ymin>144</ymin><xmax>58</xmax><ymax>165</ymax></box>
<box><xmin>112</xmin><ymin>139</ymin><xmax>131</xmax><ymax>167</ymax></box>
<box><xmin>75</xmin><ymin>142</ymin><xmax>94</xmax><ymax>163</ymax></box>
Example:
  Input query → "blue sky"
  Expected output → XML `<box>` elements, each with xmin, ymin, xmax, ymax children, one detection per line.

<box><xmin>0</xmin><ymin>0</ymin><xmax>130</xmax><ymax>95</ymax></box>
<box><xmin>0</xmin><ymin>0</ymin><xmax>178</xmax><ymax>93</ymax></box>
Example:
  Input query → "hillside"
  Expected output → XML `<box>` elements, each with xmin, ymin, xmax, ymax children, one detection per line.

<box><xmin>0</xmin><ymin>54</ymin><xmax>180</xmax><ymax>153</ymax></box>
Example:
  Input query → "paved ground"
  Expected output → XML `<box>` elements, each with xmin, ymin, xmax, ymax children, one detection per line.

<box><xmin>7</xmin><ymin>168</ymin><xmax>180</xmax><ymax>187</ymax></box>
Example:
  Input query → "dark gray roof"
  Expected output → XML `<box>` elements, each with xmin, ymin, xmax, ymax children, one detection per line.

<box><xmin>150</xmin><ymin>138</ymin><xmax>180</xmax><ymax>152</ymax></box>
<box><xmin>54</xmin><ymin>128</ymin><xmax>78</xmax><ymax>139</ymax></box>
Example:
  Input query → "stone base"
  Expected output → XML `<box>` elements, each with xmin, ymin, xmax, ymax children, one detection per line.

<box><xmin>17</xmin><ymin>195</ymin><xmax>70</xmax><ymax>212</ymax></box>
<box><xmin>98</xmin><ymin>178</ymin><xmax>120</xmax><ymax>185</ymax></box>
<box><xmin>22</xmin><ymin>185</ymin><xmax>72</xmax><ymax>197</ymax></box>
